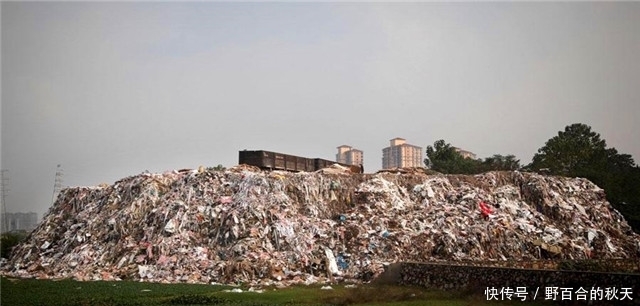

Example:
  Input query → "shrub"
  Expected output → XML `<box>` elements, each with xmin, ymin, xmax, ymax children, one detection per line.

<box><xmin>1</xmin><ymin>231</ymin><xmax>27</xmax><ymax>258</ymax></box>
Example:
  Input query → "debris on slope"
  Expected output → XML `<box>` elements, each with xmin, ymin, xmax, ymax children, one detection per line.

<box><xmin>2</xmin><ymin>168</ymin><xmax>638</xmax><ymax>286</ymax></box>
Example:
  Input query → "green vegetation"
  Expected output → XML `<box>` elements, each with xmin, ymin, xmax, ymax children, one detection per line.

<box><xmin>208</xmin><ymin>164</ymin><xmax>227</xmax><ymax>171</ymax></box>
<box><xmin>527</xmin><ymin>123</ymin><xmax>640</xmax><ymax>233</ymax></box>
<box><xmin>424</xmin><ymin>123</ymin><xmax>640</xmax><ymax>233</ymax></box>
<box><xmin>424</xmin><ymin>140</ymin><xmax>520</xmax><ymax>174</ymax></box>
<box><xmin>0</xmin><ymin>277</ymin><xmax>546</xmax><ymax>306</ymax></box>
<box><xmin>1</xmin><ymin>231</ymin><xmax>28</xmax><ymax>258</ymax></box>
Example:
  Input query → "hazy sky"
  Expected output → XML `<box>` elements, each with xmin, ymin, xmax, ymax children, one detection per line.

<box><xmin>2</xmin><ymin>2</ymin><xmax>639</xmax><ymax>219</ymax></box>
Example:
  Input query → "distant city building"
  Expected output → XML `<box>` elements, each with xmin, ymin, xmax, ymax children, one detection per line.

<box><xmin>382</xmin><ymin>138</ymin><xmax>423</xmax><ymax>169</ymax></box>
<box><xmin>1</xmin><ymin>212</ymin><xmax>38</xmax><ymax>233</ymax></box>
<box><xmin>336</xmin><ymin>145</ymin><xmax>364</xmax><ymax>166</ymax></box>
<box><xmin>454</xmin><ymin>147</ymin><xmax>477</xmax><ymax>160</ymax></box>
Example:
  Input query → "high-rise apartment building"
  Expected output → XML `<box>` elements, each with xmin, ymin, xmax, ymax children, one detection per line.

<box><xmin>1</xmin><ymin>212</ymin><xmax>38</xmax><ymax>233</ymax></box>
<box><xmin>336</xmin><ymin>145</ymin><xmax>364</xmax><ymax>166</ymax></box>
<box><xmin>382</xmin><ymin>138</ymin><xmax>423</xmax><ymax>169</ymax></box>
<box><xmin>454</xmin><ymin>147</ymin><xmax>477</xmax><ymax>160</ymax></box>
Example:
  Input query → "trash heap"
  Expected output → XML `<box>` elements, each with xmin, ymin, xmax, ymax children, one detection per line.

<box><xmin>2</xmin><ymin>168</ymin><xmax>639</xmax><ymax>286</ymax></box>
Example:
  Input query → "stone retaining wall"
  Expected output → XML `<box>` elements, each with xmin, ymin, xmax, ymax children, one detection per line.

<box><xmin>391</xmin><ymin>262</ymin><xmax>640</xmax><ymax>304</ymax></box>
<box><xmin>437</xmin><ymin>259</ymin><xmax>639</xmax><ymax>273</ymax></box>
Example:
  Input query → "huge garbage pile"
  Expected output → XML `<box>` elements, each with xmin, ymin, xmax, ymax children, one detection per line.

<box><xmin>2</xmin><ymin>167</ymin><xmax>639</xmax><ymax>286</ymax></box>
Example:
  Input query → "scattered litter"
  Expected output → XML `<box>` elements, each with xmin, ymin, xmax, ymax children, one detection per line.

<box><xmin>316</xmin><ymin>164</ymin><xmax>352</xmax><ymax>175</ymax></box>
<box><xmin>1</xmin><ymin>170</ymin><xmax>638</xmax><ymax>286</ymax></box>
<box><xmin>321</xmin><ymin>285</ymin><xmax>333</xmax><ymax>290</ymax></box>
<box><xmin>247</xmin><ymin>287</ymin><xmax>264</xmax><ymax>293</ymax></box>
<box><xmin>40</xmin><ymin>241</ymin><xmax>51</xmax><ymax>250</ymax></box>
<box><xmin>479</xmin><ymin>201</ymin><xmax>493</xmax><ymax>217</ymax></box>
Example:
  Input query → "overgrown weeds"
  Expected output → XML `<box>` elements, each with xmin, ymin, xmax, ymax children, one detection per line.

<box><xmin>167</xmin><ymin>294</ymin><xmax>229</xmax><ymax>305</ymax></box>
<box><xmin>321</xmin><ymin>284</ymin><xmax>426</xmax><ymax>305</ymax></box>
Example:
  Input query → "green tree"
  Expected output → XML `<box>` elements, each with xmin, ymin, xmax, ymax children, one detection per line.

<box><xmin>529</xmin><ymin>123</ymin><xmax>640</xmax><ymax>232</ymax></box>
<box><xmin>1</xmin><ymin>231</ymin><xmax>27</xmax><ymax>258</ymax></box>
<box><xmin>530</xmin><ymin>123</ymin><xmax>613</xmax><ymax>176</ymax></box>
<box><xmin>424</xmin><ymin>140</ymin><xmax>458</xmax><ymax>170</ymax></box>
<box><xmin>208</xmin><ymin>164</ymin><xmax>226</xmax><ymax>171</ymax></box>
<box><xmin>426</xmin><ymin>140</ymin><xmax>517</xmax><ymax>174</ymax></box>
<box><xmin>482</xmin><ymin>154</ymin><xmax>521</xmax><ymax>171</ymax></box>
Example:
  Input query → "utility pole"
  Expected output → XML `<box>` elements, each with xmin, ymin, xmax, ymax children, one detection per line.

<box><xmin>1</xmin><ymin>169</ymin><xmax>9</xmax><ymax>233</ymax></box>
<box><xmin>51</xmin><ymin>164</ymin><xmax>64</xmax><ymax>206</ymax></box>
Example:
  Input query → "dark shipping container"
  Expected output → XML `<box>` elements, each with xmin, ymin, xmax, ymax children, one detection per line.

<box><xmin>238</xmin><ymin>150</ymin><xmax>361</xmax><ymax>173</ymax></box>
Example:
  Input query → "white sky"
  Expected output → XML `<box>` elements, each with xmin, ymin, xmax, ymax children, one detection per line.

<box><xmin>2</xmin><ymin>2</ymin><xmax>640</xmax><ymax>218</ymax></box>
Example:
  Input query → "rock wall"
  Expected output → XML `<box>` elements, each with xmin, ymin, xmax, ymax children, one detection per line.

<box><xmin>395</xmin><ymin>262</ymin><xmax>639</xmax><ymax>304</ymax></box>
<box><xmin>1</xmin><ymin>168</ymin><xmax>639</xmax><ymax>286</ymax></box>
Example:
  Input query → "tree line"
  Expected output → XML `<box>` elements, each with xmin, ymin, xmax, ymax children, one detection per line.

<box><xmin>424</xmin><ymin>123</ymin><xmax>640</xmax><ymax>233</ymax></box>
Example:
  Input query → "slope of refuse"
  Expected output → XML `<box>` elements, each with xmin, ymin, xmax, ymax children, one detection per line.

<box><xmin>2</xmin><ymin>167</ymin><xmax>639</xmax><ymax>286</ymax></box>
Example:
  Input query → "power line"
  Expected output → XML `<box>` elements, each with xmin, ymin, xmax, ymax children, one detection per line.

<box><xmin>1</xmin><ymin>169</ymin><xmax>9</xmax><ymax>233</ymax></box>
<box><xmin>51</xmin><ymin>164</ymin><xmax>64</xmax><ymax>206</ymax></box>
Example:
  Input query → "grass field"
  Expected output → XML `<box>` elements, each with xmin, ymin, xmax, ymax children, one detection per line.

<box><xmin>0</xmin><ymin>276</ymin><xmax>549</xmax><ymax>306</ymax></box>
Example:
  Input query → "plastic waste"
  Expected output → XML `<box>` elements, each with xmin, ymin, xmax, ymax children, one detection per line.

<box><xmin>1</xmin><ymin>169</ymin><xmax>637</xmax><ymax>286</ymax></box>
